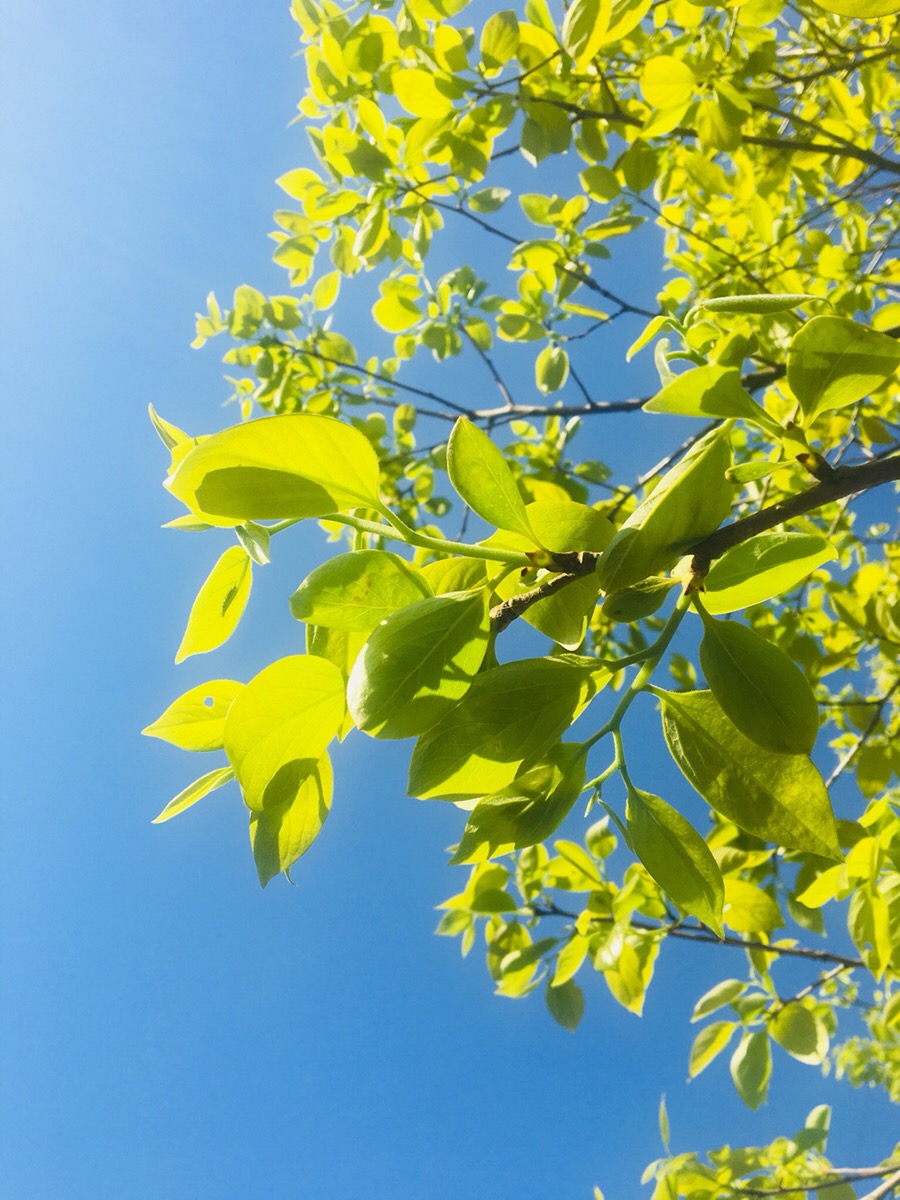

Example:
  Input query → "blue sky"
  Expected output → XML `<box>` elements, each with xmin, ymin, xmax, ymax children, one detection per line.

<box><xmin>1</xmin><ymin>5</ymin><xmax>893</xmax><ymax>1198</ymax></box>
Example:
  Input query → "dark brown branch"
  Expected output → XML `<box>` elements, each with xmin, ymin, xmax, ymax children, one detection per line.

<box><xmin>690</xmin><ymin>453</ymin><xmax>900</xmax><ymax>571</ymax></box>
<box><xmin>529</xmin><ymin>902</ymin><xmax>865</xmax><ymax>968</ymax></box>
<box><xmin>825</xmin><ymin>679</ymin><xmax>900</xmax><ymax>790</ymax></box>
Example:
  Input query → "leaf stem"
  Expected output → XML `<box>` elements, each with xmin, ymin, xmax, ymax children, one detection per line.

<box><xmin>325</xmin><ymin>510</ymin><xmax>533</xmax><ymax>567</ymax></box>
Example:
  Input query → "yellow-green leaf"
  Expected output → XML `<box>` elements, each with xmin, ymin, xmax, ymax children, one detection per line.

<box><xmin>447</xmin><ymin>417</ymin><xmax>540</xmax><ymax>544</ymax></box>
<box><xmin>689</xmin><ymin>1020</ymin><xmax>737</xmax><ymax>1077</ymax></box>
<box><xmin>641</xmin><ymin>56</ymin><xmax>696</xmax><ymax>110</ymax></box>
<box><xmin>152</xmin><ymin>767</ymin><xmax>235</xmax><ymax>824</ymax></box>
<box><xmin>626</xmin><ymin>789</ymin><xmax>724</xmax><ymax>934</ymax></box>
<box><xmin>702</xmin><ymin>532</ymin><xmax>837</xmax><ymax>615</ymax></box>
<box><xmin>730</xmin><ymin>1030</ymin><xmax>771</xmax><ymax>1110</ymax></box>
<box><xmin>290</xmin><ymin>550</ymin><xmax>431</xmax><ymax>633</ymax></box>
<box><xmin>249</xmin><ymin>752</ymin><xmax>333</xmax><ymax>886</ymax></box>
<box><xmin>562</xmin><ymin>0</ymin><xmax>613</xmax><ymax>63</ymax></box>
<box><xmin>699</xmin><ymin>614</ymin><xmax>819</xmax><ymax>755</ymax></box>
<box><xmin>769</xmin><ymin>1002</ymin><xmax>828</xmax><ymax>1064</ymax></box>
<box><xmin>723</xmin><ymin>878</ymin><xmax>783</xmax><ymax>934</ymax></box>
<box><xmin>393</xmin><ymin>68</ymin><xmax>456</xmax><ymax>117</ymax></box>
<box><xmin>656</xmin><ymin>689</ymin><xmax>841</xmax><ymax>858</ymax></box>
<box><xmin>166</xmin><ymin>414</ymin><xmax>382</xmax><ymax>523</ymax></box>
<box><xmin>224</xmin><ymin>655</ymin><xmax>345</xmax><ymax>812</ymax></box>
<box><xmin>142</xmin><ymin>679</ymin><xmax>244</xmax><ymax>751</ymax></box>
<box><xmin>788</xmin><ymin>316</ymin><xmax>900</xmax><ymax>425</ymax></box>
<box><xmin>175</xmin><ymin>546</ymin><xmax>253</xmax><ymax>664</ymax></box>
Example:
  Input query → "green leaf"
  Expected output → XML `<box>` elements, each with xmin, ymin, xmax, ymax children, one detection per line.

<box><xmin>656</xmin><ymin>689</ymin><xmax>841</xmax><ymax>859</ymax></box>
<box><xmin>699</xmin><ymin>614</ymin><xmax>819</xmax><ymax>754</ymax></box>
<box><xmin>812</xmin><ymin>0</ymin><xmax>900</xmax><ymax>21</ymax></box>
<box><xmin>152</xmin><ymin>766</ymin><xmax>235</xmax><ymax>824</ymax></box>
<box><xmin>450</xmin><ymin>744</ymin><xmax>587</xmax><ymax>863</ymax></box>
<box><xmin>419</xmin><ymin>557</ymin><xmax>488</xmax><ymax>595</ymax></box>
<box><xmin>787</xmin><ymin>316</ymin><xmax>900</xmax><ymax>425</ymax></box>
<box><xmin>546</xmin><ymin>978</ymin><xmax>585</xmax><ymax>1031</ymax></box>
<box><xmin>562</xmin><ymin>0</ymin><xmax>612</xmax><ymax>63</ymax></box>
<box><xmin>142</xmin><ymin>679</ymin><xmax>244</xmax><ymax>751</ymax></box>
<box><xmin>167</xmin><ymin>414</ymin><xmax>382</xmax><ymax>523</ymax></box>
<box><xmin>598</xmin><ymin>427</ymin><xmax>733</xmax><ymax>593</ymax></box>
<box><xmin>224</xmin><ymin>655</ymin><xmax>345</xmax><ymax>812</ymax></box>
<box><xmin>641</xmin><ymin>56</ymin><xmax>695</xmax><ymax>109</ymax></box>
<box><xmin>694</xmin><ymin>293</ymin><xmax>821</xmax><ymax>315</ymax></box>
<box><xmin>691</xmin><ymin>979</ymin><xmax>746</xmax><ymax>1022</ymax></box>
<box><xmin>552</xmin><ymin>934</ymin><xmax>590</xmax><ymax>987</ymax></box>
<box><xmin>290</xmin><ymin>550</ymin><xmax>431</xmax><ymax>633</ymax></box>
<box><xmin>249</xmin><ymin>752</ymin><xmax>333</xmax><ymax>887</ymax></box>
<box><xmin>769</xmin><ymin>1002</ymin><xmax>827</xmax><ymax>1064</ymax></box>
<box><xmin>468</xmin><ymin>187</ymin><xmax>511</xmax><ymax>214</ymax></box>
<box><xmin>229</xmin><ymin>284</ymin><xmax>266</xmax><ymax>338</ymax></box>
<box><xmin>235</xmin><ymin>521</ymin><xmax>271</xmax><ymax>566</ymax></box>
<box><xmin>447</xmin><ymin>418</ymin><xmax>539</xmax><ymax>544</ymax></box>
<box><xmin>536</xmin><ymin>345</ymin><xmax>570</xmax><ymax>394</ymax></box>
<box><xmin>393</xmin><ymin>68</ymin><xmax>456</xmax><ymax>117</ymax></box>
<box><xmin>602</xmin><ymin>577</ymin><xmax>674</xmax><ymax>622</ymax></box>
<box><xmin>723</xmin><ymin>879</ymin><xmax>783</xmax><ymax>934</ymax></box>
<box><xmin>579</xmin><ymin>165</ymin><xmax>621</xmax><ymax>203</ymax></box>
<box><xmin>408</xmin><ymin>658</ymin><xmax>601</xmax><ymax>800</ymax></box>
<box><xmin>347</xmin><ymin>591</ymin><xmax>490</xmax><ymax>739</ymax></box>
<box><xmin>689</xmin><ymin>1021</ymin><xmax>737</xmax><ymax>1078</ymax></box>
<box><xmin>701</xmin><ymin>532</ymin><xmax>837</xmax><ymax>615</ymax></box>
<box><xmin>480</xmin><ymin>10</ymin><xmax>519</xmax><ymax>71</ymax></box>
<box><xmin>730</xmin><ymin>1030</ymin><xmax>771</xmax><ymax>1110</ymax></box>
<box><xmin>626</xmin><ymin>788</ymin><xmax>724</xmax><ymax>934</ymax></box>
<box><xmin>175</xmin><ymin>546</ymin><xmax>252</xmax><ymax>664</ymax></box>
<box><xmin>644</xmin><ymin>365</ymin><xmax>777</xmax><ymax>431</ymax></box>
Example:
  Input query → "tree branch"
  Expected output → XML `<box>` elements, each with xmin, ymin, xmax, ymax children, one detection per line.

<box><xmin>690</xmin><ymin>453</ymin><xmax>900</xmax><ymax>571</ymax></box>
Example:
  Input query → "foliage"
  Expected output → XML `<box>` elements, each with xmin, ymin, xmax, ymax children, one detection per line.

<box><xmin>146</xmin><ymin>0</ymin><xmax>900</xmax><ymax>1193</ymax></box>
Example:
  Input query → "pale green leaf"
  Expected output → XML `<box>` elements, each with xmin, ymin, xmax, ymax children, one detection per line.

<box><xmin>691</xmin><ymin>979</ymin><xmax>746</xmax><ymax>1022</ymax></box>
<box><xmin>447</xmin><ymin>417</ymin><xmax>539</xmax><ymax>543</ymax></box>
<box><xmin>393</xmin><ymin>67</ymin><xmax>456</xmax><ymax>117</ymax></box>
<box><xmin>641</xmin><ymin>56</ymin><xmax>695</xmax><ymax>109</ymax></box>
<box><xmin>408</xmin><ymin>658</ymin><xmax>601</xmax><ymax>800</ymax></box>
<box><xmin>730</xmin><ymin>1030</ymin><xmax>771</xmax><ymax>1110</ymax></box>
<box><xmin>723</xmin><ymin>878</ymin><xmax>783</xmax><ymax>934</ymax></box>
<box><xmin>290</xmin><ymin>550</ymin><xmax>431</xmax><ymax>632</ymax></box>
<box><xmin>142</xmin><ymin>679</ymin><xmax>244</xmax><ymax>751</ymax></box>
<box><xmin>656</xmin><ymin>689</ymin><xmax>841</xmax><ymax>859</ymax></box>
<box><xmin>562</xmin><ymin>0</ymin><xmax>612</xmax><ymax>63</ymax></box>
<box><xmin>689</xmin><ymin>1021</ymin><xmax>737</xmax><ymax>1077</ymax></box>
<box><xmin>644</xmin><ymin>365</ymin><xmax>777</xmax><ymax>431</ymax></box>
<box><xmin>347</xmin><ymin>591</ymin><xmax>490</xmax><ymax>739</ymax></box>
<box><xmin>626</xmin><ymin>789</ymin><xmax>724</xmax><ymax>933</ymax></box>
<box><xmin>224</xmin><ymin>655</ymin><xmax>345</xmax><ymax>812</ymax></box>
<box><xmin>536</xmin><ymin>345</ymin><xmax>570</xmax><ymax>394</ymax></box>
<box><xmin>480</xmin><ymin>11</ymin><xmax>519</xmax><ymax>71</ymax></box>
<box><xmin>788</xmin><ymin>316</ymin><xmax>900</xmax><ymax>424</ymax></box>
<box><xmin>152</xmin><ymin>767</ymin><xmax>235</xmax><ymax>824</ymax></box>
<box><xmin>249</xmin><ymin>752</ymin><xmax>333</xmax><ymax>886</ymax></box>
<box><xmin>769</xmin><ymin>1002</ymin><xmax>828</xmax><ymax>1064</ymax></box>
<box><xmin>175</xmin><ymin>546</ymin><xmax>252</xmax><ymax>663</ymax></box>
<box><xmin>167</xmin><ymin>414</ymin><xmax>381</xmax><ymax>523</ymax></box>
<box><xmin>701</xmin><ymin>532</ymin><xmax>837</xmax><ymax>615</ymax></box>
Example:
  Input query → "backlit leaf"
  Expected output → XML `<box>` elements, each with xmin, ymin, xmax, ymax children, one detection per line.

<box><xmin>769</xmin><ymin>1002</ymin><xmax>827</xmax><ymax>1064</ymax></box>
<box><xmin>167</xmin><ymin>414</ymin><xmax>381</xmax><ymax>523</ymax></box>
<box><xmin>347</xmin><ymin>591</ymin><xmax>490</xmax><ymax>739</ymax></box>
<box><xmin>701</xmin><ymin>532</ymin><xmax>837</xmax><ymax>615</ymax></box>
<box><xmin>644</xmin><ymin>365</ymin><xmax>776</xmax><ymax>430</ymax></box>
<box><xmin>175</xmin><ymin>546</ymin><xmax>252</xmax><ymax>664</ymax></box>
<box><xmin>699</xmin><ymin>614</ymin><xmax>819</xmax><ymax>754</ymax></box>
<box><xmin>723</xmin><ymin>879</ymin><xmax>783</xmax><ymax>934</ymax></box>
<box><xmin>641</xmin><ymin>56</ymin><xmax>695</xmax><ymax>109</ymax></box>
<box><xmin>290</xmin><ymin>550</ymin><xmax>431</xmax><ymax>632</ymax></box>
<box><xmin>249</xmin><ymin>752</ymin><xmax>333</xmax><ymax>886</ymax></box>
<box><xmin>689</xmin><ymin>1021</ymin><xmax>736</xmax><ymax>1077</ymax></box>
<box><xmin>730</xmin><ymin>1030</ymin><xmax>771</xmax><ymax>1110</ymax></box>
<box><xmin>562</xmin><ymin>0</ymin><xmax>612</xmax><ymax>62</ymax></box>
<box><xmin>788</xmin><ymin>316</ymin><xmax>900</xmax><ymax>424</ymax></box>
<box><xmin>448</xmin><ymin>417</ymin><xmax>539</xmax><ymax>544</ymax></box>
<box><xmin>408</xmin><ymin>658</ymin><xmax>602</xmax><ymax>799</ymax></box>
<box><xmin>143</xmin><ymin>679</ymin><xmax>244</xmax><ymax>751</ymax></box>
<box><xmin>656</xmin><ymin>689</ymin><xmax>840</xmax><ymax>858</ymax></box>
<box><xmin>626</xmin><ymin>789</ymin><xmax>724</xmax><ymax>933</ymax></box>
<box><xmin>224</xmin><ymin>655</ymin><xmax>345</xmax><ymax>812</ymax></box>
<box><xmin>152</xmin><ymin>767</ymin><xmax>235</xmax><ymax>825</ymax></box>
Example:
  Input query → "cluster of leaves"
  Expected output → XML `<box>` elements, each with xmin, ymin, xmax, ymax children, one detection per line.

<box><xmin>146</xmin><ymin>0</ymin><xmax>900</xmax><ymax>1193</ymax></box>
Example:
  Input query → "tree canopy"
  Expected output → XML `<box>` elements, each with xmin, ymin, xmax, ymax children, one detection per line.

<box><xmin>146</xmin><ymin>0</ymin><xmax>900</xmax><ymax>1194</ymax></box>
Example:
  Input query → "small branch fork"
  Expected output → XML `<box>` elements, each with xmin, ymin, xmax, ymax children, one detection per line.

<box><xmin>490</xmin><ymin>453</ymin><xmax>900</xmax><ymax>634</ymax></box>
<box><xmin>728</xmin><ymin>1164</ymin><xmax>900</xmax><ymax>1199</ymax></box>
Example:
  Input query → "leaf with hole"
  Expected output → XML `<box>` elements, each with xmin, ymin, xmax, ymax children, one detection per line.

<box><xmin>143</xmin><ymin>680</ymin><xmax>244</xmax><ymax>751</ymax></box>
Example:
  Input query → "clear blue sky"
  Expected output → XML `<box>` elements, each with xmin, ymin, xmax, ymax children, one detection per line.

<box><xmin>1</xmin><ymin>5</ymin><xmax>892</xmax><ymax>1198</ymax></box>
